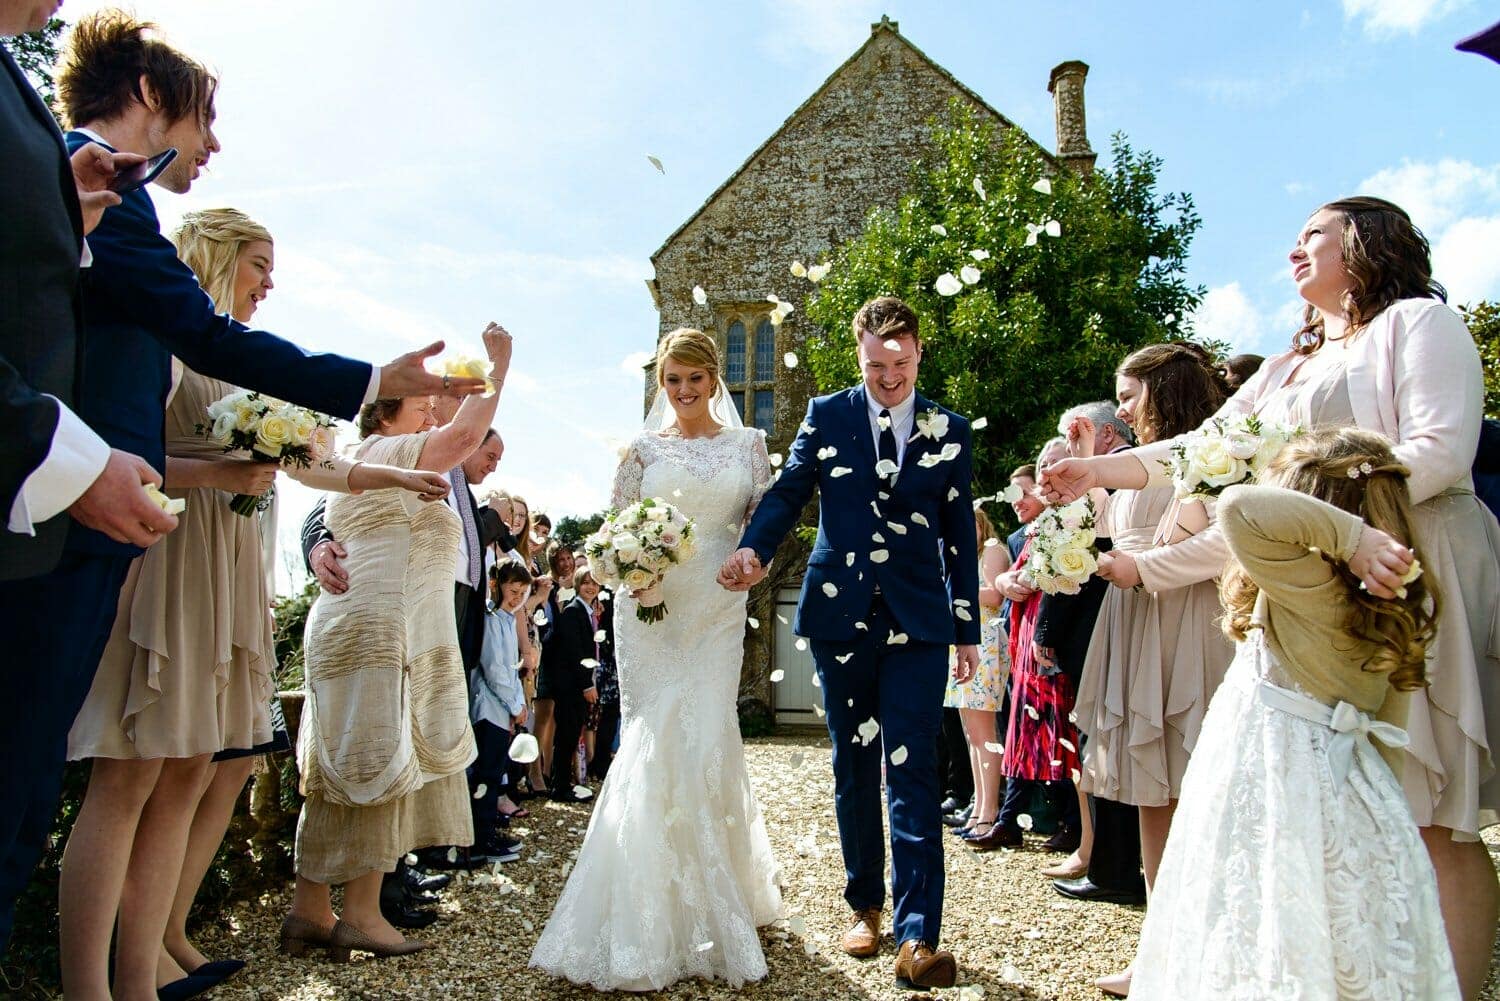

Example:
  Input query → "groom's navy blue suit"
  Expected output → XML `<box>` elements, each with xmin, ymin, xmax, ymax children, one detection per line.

<box><xmin>740</xmin><ymin>386</ymin><xmax>979</xmax><ymax>947</ymax></box>
<box><xmin>0</xmin><ymin>131</ymin><xmax>374</xmax><ymax>952</ymax></box>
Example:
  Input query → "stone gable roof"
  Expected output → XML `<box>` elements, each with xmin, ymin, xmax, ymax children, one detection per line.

<box><xmin>650</xmin><ymin>16</ymin><xmax>1056</xmax><ymax>263</ymax></box>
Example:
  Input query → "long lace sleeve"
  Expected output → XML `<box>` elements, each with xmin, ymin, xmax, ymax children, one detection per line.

<box><xmin>744</xmin><ymin>429</ymin><xmax>772</xmax><ymax>525</ymax></box>
<box><xmin>610</xmin><ymin>438</ymin><xmax>645</xmax><ymax>510</ymax></box>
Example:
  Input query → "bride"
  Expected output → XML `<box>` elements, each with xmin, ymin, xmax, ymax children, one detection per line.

<box><xmin>529</xmin><ymin>328</ymin><xmax>783</xmax><ymax>991</ymax></box>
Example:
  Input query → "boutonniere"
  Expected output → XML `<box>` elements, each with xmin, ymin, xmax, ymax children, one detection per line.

<box><xmin>914</xmin><ymin>408</ymin><xmax>950</xmax><ymax>442</ymax></box>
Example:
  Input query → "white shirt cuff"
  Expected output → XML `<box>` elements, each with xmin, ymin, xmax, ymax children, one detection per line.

<box><xmin>7</xmin><ymin>398</ymin><xmax>111</xmax><ymax>535</ymax></box>
<box><xmin>361</xmin><ymin>365</ymin><xmax>381</xmax><ymax>407</ymax></box>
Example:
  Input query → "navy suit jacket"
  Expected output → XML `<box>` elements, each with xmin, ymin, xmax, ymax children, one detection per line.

<box><xmin>65</xmin><ymin>130</ymin><xmax>375</xmax><ymax>557</ymax></box>
<box><xmin>740</xmin><ymin>387</ymin><xmax>980</xmax><ymax>646</ymax></box>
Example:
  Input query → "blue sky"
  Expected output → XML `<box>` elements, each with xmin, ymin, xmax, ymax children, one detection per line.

<box><xmin>54</xmin><ymin>0</ymin><xmax>1499</xmax><ymax>588</ymax></box>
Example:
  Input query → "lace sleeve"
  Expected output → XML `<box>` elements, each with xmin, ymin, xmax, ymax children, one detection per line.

<box><xmin>744</xmin><ymin>429</ymin><xmax>772</xmax><ymax>524</ymax></box>
<box><xmin>610</xmin><ymin>438</ymin><xmax>645</xmax><ymax>510</ymax></box>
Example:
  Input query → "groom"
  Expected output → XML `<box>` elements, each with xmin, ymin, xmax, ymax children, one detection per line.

<box><xmin>720</xmin><ymin>296</ymin><xmax>979</xmax><ymax>989</ymax></box>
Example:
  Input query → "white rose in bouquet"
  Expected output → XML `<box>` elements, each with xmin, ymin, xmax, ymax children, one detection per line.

<box><xmin>613</xmin><ymin>533</ymin><xmax>642</xmax><ymax>564</ymax></box>
<box><xmin>1053</xmin><ymin>545</ymin><xmax>1098</xmax><ymax>581</ymax></box>
<box><xmin>1186</xmin><ymin>436</ymin><xmax>1248</xmax><ymax>489</ymax></box>
<box><xmin>640</xmin><ymin>550</ymin><xmax>671</xmax><ymax>573</ymax></box>
<box><xmin>676</xmin><ymin>535</ymin><xmax>697</xmax><ymax>562</ymax></box>
<box><xmin>646</xmin><ymin>505</ymin><xmax>669</xmax><ymax>522</ymax></box>
<box><xmin>254</xmin><ymin>413</ymin><xmax>294</xmax><ymax>457</ymax></box>
<box><xmin>1223</xmin><ymin>430</ymin><xmax>1261</xmax><ymax>461</ymax></box>
<box><xmin>307</xmin><ymin>425</ymin><xmax>336</xmax><ymax>462</ymax></box>
<box><xmin>658</xmin><ymin>525</ymin><xmax>682</xmax><ymax>549</ymax></box>
<box><xmin>210</xmin><ymin>411</ymin><xmax>237</xmax><ymax>444</ymax></box>
<box><xmin>233</xmin><ymin>398</ymin><xmax>264</xmax><ymax>433</ymax></box>
<box><xmin>622</xmin><ymin>567</ymin><xmax>656</xmax><ymax>592</ymax></box>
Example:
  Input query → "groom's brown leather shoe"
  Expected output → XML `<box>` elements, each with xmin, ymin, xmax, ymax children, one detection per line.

<box><xmin>840</xmin><ymin>908</ymin><xmax>881</xmax><ymax>958</ymax></box>
<box><xmin>894</xmin><ymin>939</ymin><xmax>957</xmax><ymax>988</ymax></box>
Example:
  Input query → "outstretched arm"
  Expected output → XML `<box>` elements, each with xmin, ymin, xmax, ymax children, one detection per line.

<box><xmin>733</xmin><ymin>401</ymin><xmax>822</xmax><ymax>566</ymax></box>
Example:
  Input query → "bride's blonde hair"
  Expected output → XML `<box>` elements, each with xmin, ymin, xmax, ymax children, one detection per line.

<box><xmin>1219</xmin><ymin>426</ymin><xmax>1438</xmax><ymax>692</ymax></box>
<box><xmin>654</xmin><ymin>328</ymin><xmax>723</xmax><ymax>396</ymax></box>
<box><xmin>169</xmin><ymin>208</ymin><xmax>272</xmax><ymax>314</ymax></box>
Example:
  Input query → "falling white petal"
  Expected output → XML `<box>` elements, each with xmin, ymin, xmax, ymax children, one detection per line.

<box><xmin>984</xmin><ymin>538</ymin><xmax>999</xmax><ymax>548</ymax></box>
<box><xmin>777</xmin><ymin>613</ymin><xmax>789</xmax><ymax>624</ymax></box>
<box><xmin>816</xmin><ymin>445</ymin><xmax>838</xmax><ymax>460</ymax></box>
<box><xmin>869</xmin><ymin>549</ymin><xmax>889</xmax><ymax>563</ymax></box>
<box><xmin>830</xmin><ymin>466</ymin><xmax>852</xmax><ymax>478</ymax></box>
<box><xmin>874</xmin><ymin>459</ymin><xmax>899</xmax><ymax>478</ymax></box>
<box><xmin>783</xmin><ymin>352</ymin><xmax>799</xmax><ymax>369</ymax></box>
<box><xmin>1164</xmin><ymin>312</ymin><xmax>1177</xmax><ymax>325</ymax></box>
<box><xmin>836</xmin><ymin>653</ymin><xmax>854</xmax><ymax>663</ymax></box>
<box><xmin>769</xmin><ymin>452</ymin><xmax>783</xmax><ymax>467</ymax></box>
<box><xmin>972</xmin><ymin>416</ymin><xmax>989</xmax><ymax>430</ymax></box>
<box><xmin>934</xmin><ymin>272</ymin><xmax>962</xmax><ymax>296</ymax></box>
<box><xmin>886</xmin><ymin>521</ymin><xmax>908</xmax><ymax>535</ymax></box>
<box><xmin>973</xmin><ymin>176</ymin><xmax>987</xmax><ymax>200</ymax></box>
<box><xmin>948</xmin><ymin>487</ymin><xmax>960</xmax><ymax>502</ymax></box>
<box><xmin>747</xmin><ymin>616</ymin><xmax>760</xmax><ymax>629</ymax></box>
<box><xmin>822</xmin><ymin>581</ymin><xmax>838</xmax><ymax>598</ymax></box>
<box><xmin>1059</xmin><ymin>738</ymin><xmax>1076</xmax><ymax>753</ymax></box>
<box><xmin>1032</xmin><ymin>177</ymin><xmax>1052</xmax><ymax>194</ymax></box>
<box><xmin>969</xmin><ymin>248</ymin><xmax>991</xmax><ymax>261</ymax></box>
<box><xmin>911</xmin><ymin>512</ymin><xmax>929</xmax><ymax>527</ymax></box>
<box><xmin>647</xmin><ymin>154</ymin><xmax>665</xmax><ymax>173</ymax></box>
<box><xmin>1024</xmin><ymin>704</ymin><xmax>1041</xmax><ymax>720</ymax></box>
<box><xmin>795</xmin><ymin>638</ymin><xmax>808</xmax><ymax>651</ymax></box>
<box><xmin>474</xmin><ymin>783</ymin><xmax>487</xmax><ymax>799</ymax></box>
<box><xmin>960</xmin><ymin>265</ymin><xmax>982</xmax><ymax>285</ymax></box>
<box><xmin>983</xmin><ymin>741</ymin><xmax>1004</xmax><ymax>754</ymax></box>
<box><xmin>770</xmin><ymin>669</ymin><xmax>786</xmax><ymax>683</ymax></box>
<box><xmin>887</xmin><ymin>630</ymin><xmax>909</xmax><ymax>645</ymax></box>
<box><xmin>883</xmin><ymin>338</ymin><xmax>901</xmax><ymax>351</ymax></box>
<box><xmin>807</xmin><ymin>262</ymin><xmax>831</xmax><ymax>283</ymax></box>
<box><xmin>955</xmin><ymin>606</ymin><xmax>973</xmax><ymax>621</ymax></box>
<box><xmin>594</xmin><ymin>629</ymin><xmax>607</xmax><ymax>643</ymax></box>
<box><xmin>1002</xmin><ymin>483</ymin><xmax>1024</xmax><ymax>504</ymax></box>
<box><xmin>692</xmin><ymin>284</ymin><xmax>707</xmax><ymax>305</ymax></box>
<box><xmin>1017</xmin><ymin>813</ymin><xmax>1034</xmax><ymax>831</ymax></box>
<box><xmin>872</xmin><ymin>532</ymin><xmax>885</xmax><ymax>543</ymax></box>
<box><xmin>857</xmin><ymin>718</ymin><xmax>881</xmax><ymax>744</ymax></box>
<box><xmin>789</xmin><ymin>260</ymin><xmax>807</xmax><ymax>277</ymax></box>
<box><xmin>1044</xmin><ymin>219</ymin><xmax>1062</xmax><ymax>238</ymax></box>
<box><xmin>890</xmin><ymin>745</ymin><xmax>909</xmax><ymax>766</ymax></box>
<box><xmin>845</xmin><ymin>552</ymin><xmax>856</xmax><ymax>567</ymax></box>
<box><xmin>930</xmin><ymin>223</ymin><xmax>948</xmax><ymax>236</ymax></box>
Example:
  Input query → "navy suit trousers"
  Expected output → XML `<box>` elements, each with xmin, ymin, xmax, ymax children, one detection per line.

<box><xmin>810</xmin><ymin>595</ymin><xmax>948</xmax><ymax>947</ymax></box>
<box><xmin>0</xmin><ymin>551</ymin><xmax>131</xmax><ymax>952</ymax></box>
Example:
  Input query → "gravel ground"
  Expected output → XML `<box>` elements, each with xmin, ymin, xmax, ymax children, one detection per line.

<box><xmin>186</xmin><ymin>732</ymin><xmax>1500</xmax><ymax>1001</ymax></box>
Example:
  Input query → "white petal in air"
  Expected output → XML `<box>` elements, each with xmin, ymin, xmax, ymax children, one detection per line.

<box><xmin>795</xmin><ymin>637</ymin><xmax>808</xmax><ymax>651</ymax></box>
<box><xmin>948</xmin><ymin>487</ymin><xmax>959</xmax><ymax>502</ymax></box>
<box><xmin>533</xmin><ymin>609</ymin><xmax>548</xmax><ymax>625</ymax></box>
<box><xmin>960</xmin><ymin>265</ymin><xmax>982</xmax><ymax>285</ymax></box>
<box><xmin>972</xmin><ymin>416</ymin><xmax>989</xmax><ymax>430</ymax></box>
<box><xmin>647</xmin><ymin>154</ymin><xmax>665</xmax><ymax>173</ymax></box>
<box><xmin>887</xmin><ymin>630</ymin><xmax>909</xmax><ymax>645</ymax></box>
<box><xmin>890</xmin><ymin>745</ymin><xmax>909</xmax><ymax>766</ymax></box>
<box><xmin>1002</xmin><ymin>483</ymin><xmax>1024</xmax><ymax>504</ymax></box>
<box><xmin>789</xmin><ymin>260</ymin><xmax>807</xmax><ymax>277</ymax></box>
<box><xmin>770</xmin><ymin>669</ymin><xmax>785</xmax><ymax>683</ymax></box>
<box><xmin>972</xmin><ymin>176</ymin><xmax>987</xmax><ymax>200</ymax></box>
<box><xmin>872</xmin><ymin>532</ymin><xmax>885</xmax><ymax>543</ymax></box>
<box><xmin>783</xmin><ymin>352</ymin><xmax>799</xmax><ymax>369</ymax></box>
<box><xmin>816</xmin><ymin>446</ymin><xmax>838</xmax><ymax>460</ymax></box>
<box><xmin>836</xmin><ymin>653</ymin><xmax>854</xmax><ymax>664</ymax></box>
<box><xmin>845</xmin><ymin>552</ymin><xmax>856</xmax><ymax>567</ymax></box>
<box><xmin>769</xmin><ymin>452</ymin><xmax>783</xmax><ymax>467</ymax></box>
<box><xmin>1025</xmin><ymin>223</ymin><xmax>1042</xmax><ymax>247</ymax></box>
<box><xmin>1032</xmin><ymin>177</ymin><xmax>1052</xmax><ymax>194</ymax></box>
<box><xmin>1017</xmin><ymin>813</ymin><xmax>1034</xmax><ymax>831</ymax></box>
<box><xmin>969</xmin><ymin>248</ymin><xmax>991</xmax><ymax>261</ymax></box>
<box><xmin>1044</xmin><ymin>219</ymin><xmax>1061</xmax><ymax>238</ymax></box>
<box><xmin>869</xmin><ymin>549</ymin><xmax>889</xmax><ymax>563</ymax></box>
<box><xmin>885</xmin><ymin>521</ymin><xmax>908</xmax><ymax>535</ymax></box>
<box><xmin>911</xmin><ymin>512</ymin><xmax>929</xmax><ymax>527</ymax></box>
<box><xmin>807</xmin><ymin>262</ymin><xmax>831</xmax><ymax>282</ymax></box>
<box><xmin>874</xmin><ymin>459</ymin><xmax>899</xmax><ymax>478</ymax></box>
<box><xmin>934</xmin><ymin>272</ymin><xmax>963</xmax><ymax>296</ymax></box>
<box><xmin>822</xmin><ymin>582</ymin><xmax>838</xmax><ymax>598</ymax></box>
<box><xmin>594</xmin><ymin>629</ymin><xmax>606</xmax><ymax>643</ymax></box>
<box><xmin>692</xmin><ymin>284</ymin><xmax>707</xmax><ymax>306</ymax></box>
<box><xmin>830</xmin><ymin>466</ymin><xmax>853</xmax><ymax>478</ymax></box>
<box><xmin>747</xmin><ymin>616</ymin><xmax>759</xmax><ymax>629</ymax></box>
<box><xmin>857</xmin><ymin>718</ymin><xmax>881</xmax><ymax>745</ymax></box>
<box><xmin>930</xmin><ymin>223</ymin><xmax>948</xmax><ymax>236</ymax></box>
<box><xmin>955</xmin><ymin>607</ymin><xmax>972</xmax><ymax>621</ymax></box>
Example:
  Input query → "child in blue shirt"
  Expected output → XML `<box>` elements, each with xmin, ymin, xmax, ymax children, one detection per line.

<box><xmin>469</xmin><ymin>560</ymin><xmax>532</xmax><ymax>858</ymax></box>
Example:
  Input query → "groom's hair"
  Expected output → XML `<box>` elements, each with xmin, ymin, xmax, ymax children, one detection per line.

<box><xmin>852</xmin><ymin>297</ymin><xmax>920</xmax><ymax>344</ymax></box>
<box><xmin>59</xmin><ymin>10</ymin><xmax>218</xmax><ymax>129</ymax></box>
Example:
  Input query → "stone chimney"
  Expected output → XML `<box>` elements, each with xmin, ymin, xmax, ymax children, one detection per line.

<box><xmin>1048</xmin><ymin>60</ymin><xmax>1096</xmax><ymax>174</ymax></box>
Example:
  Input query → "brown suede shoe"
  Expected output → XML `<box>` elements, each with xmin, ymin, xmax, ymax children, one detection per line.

<box><xmin>894</xmin><ymin>939</ymin><xmax>957</xmax><ymax>988</ymax></box>
<box><xmin>840</xmin><ymin>907</ymin><xmax>882</xmax><ymax>958</ymax></box>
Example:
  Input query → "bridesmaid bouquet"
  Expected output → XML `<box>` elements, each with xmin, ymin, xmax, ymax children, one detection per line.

<box><xmin>1022</xmin><ymin>497</ymin><xmax>1099</xmax><ymax>595</ymax></box>
<box><xmin>438</xmin><ymin>352</ymin><xmax>495</xmax><ymax>393</ymax></box>
<box><xmin>585</xmin><ymin>498</ymin><xmax>697</xmax><ymax>623</ymax></box>
<box><xmin>1163</xmin><ymin>414</ymin><xmax>1301</xmax><ymax>503</ymax></box>
<box><xmin>198</xmin><ymin>390</ymin><xmax>337</xmax><ymax>515</ymax></box>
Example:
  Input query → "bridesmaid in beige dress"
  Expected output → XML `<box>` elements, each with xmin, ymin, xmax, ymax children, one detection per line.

<box><xmin>1044</xmin><ymin>197</ymin><xmax>1500</xmax><ymax>998</ymax></box>
<box><xmin>58</xmin><ymin>210</ymin><xmax>453</xmax><ymax>1001</ymax></box>
<box><xmin>1067</xmin><ymin>342</ymin><xmax>1234</xmax><ymax>997</ymax></box>
<box><xmin>280</xmin><ymin>322</ymin><xmax>512</xmax><ymax>960</ymax></box>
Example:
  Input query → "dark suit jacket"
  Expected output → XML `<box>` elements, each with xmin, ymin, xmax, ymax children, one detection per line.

<box><xmin>64</xmin><ymin>130</ymin><xmax>375</xmax><ymax>558</ymax></box>
<box><xmin>740</xmin><ymin>387</ymin><xmax>980</xmax><ymax>645</ymax></box>
<box><xmin>539</xmin><ymin>596</ymin><xmax>597</xmax><ymax>702</ymax></box>
<box><xmin>0</xmin><ymin>48</ymin><xmax>87</xmax><ymax>579</ymax></box>
<box><xmin>1031</xmin><ymin>543</ymin><xmax>1111</xmax><ymax>687</ymax></box>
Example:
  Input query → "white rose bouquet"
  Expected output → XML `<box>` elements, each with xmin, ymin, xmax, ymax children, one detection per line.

<box><xmin>1163</xmin><ymin>414</ymin><xmax>1301</xmax><ymax>503</ymax></box>
<box><xmin>1021</xmin><ymin>496</ymin><xmax>1099</xmax><ymax>596</ymax></box>
<box><xmin>584</xmin><ymin>498</ymin><xmax>696</xmax><ymax>623</ymax></box>
<box><xmin>197</xmin><ymin>390</ymin><xmax>338</xmax><ymax>515</ymax></box>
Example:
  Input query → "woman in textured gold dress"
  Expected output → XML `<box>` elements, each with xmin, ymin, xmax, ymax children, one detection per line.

<box><xmin>280</xmin><ymin>322</ymin><xmax>512</xmax><ymax>960</ymax></box>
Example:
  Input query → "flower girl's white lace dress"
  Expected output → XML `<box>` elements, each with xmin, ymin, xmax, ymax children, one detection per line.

<box><xmin>1130</xmin><ymin>484</ymin><xmax>1459</xmax><ymax>1000</ymax></box>
<box><xmin>529</xmin><ymin>427</ymin><xmax>783</xmax><ymax>992</ymax></box>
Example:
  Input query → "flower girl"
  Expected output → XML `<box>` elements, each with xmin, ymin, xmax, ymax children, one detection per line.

<box><xmin>1130</xmin><ymin>426</ymin><xmax>1459</xmax><ymax>999</ymax></box>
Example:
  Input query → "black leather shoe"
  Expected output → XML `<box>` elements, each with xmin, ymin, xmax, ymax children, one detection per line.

<box><xmin>939</xmin><ymin>796</ymin><xmax>963</xmax><ymax>813</ymax></box>
<box><xmin>941</xmin><ymin>804</ymin><xmax>973</xmax><ymax>828</ymax></box>
<box><xmin>380</xmin><ymin>901</ymin><xmax>439</xmax><ymax>929</ymax></box>
<box><xmin>409</xmin><ymin>889</ymin><xmax>441</xmax><ymax>907</ymax></box>
<box><xmin>404</xmin><ymin>868</ymin><xmax>450</xmax><ymax>892</ymax></box>
<box><xmin>1042</xmin><ymin>825</ymin><xmax>1082</xmax><ymax>854</ymax></box>
<box><xmin>1052</xmin><ymin>876</ymin><xmax>1146</xmax><ymax>906</ymax></box>
<box><xmin>420</xmin><ymin>846</ymin><xmax>489</xmax><ymax>871</ymax></box>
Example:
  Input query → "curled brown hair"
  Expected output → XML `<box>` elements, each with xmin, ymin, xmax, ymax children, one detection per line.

<box><xmin>356</xmin><ymin>399</ymin><xmax>404</xmax><ymax>439</ymax></box>
<box><xmin>1116</xmin><ymin>342</ymin><xmax>1228</xmax><ymax>444</ymax></box>
<box><xmin>1293</xmin><ymin>196</ymin><xmax>1447</xmax><ymax>354</ymax></box>
<box><xmin>1219</xmin><ymin>427</ymin><xmax>1438</xmax><ymax>692</ymax></box>
<box><xmin>852</xmin><ymin>296</ymin><xmax>920</xmax><ymax>343</ymax></box>
<box><xmin>59</xmin><ymin>10</ymin><xmax>218</xmax><ymax>129</ymax></box>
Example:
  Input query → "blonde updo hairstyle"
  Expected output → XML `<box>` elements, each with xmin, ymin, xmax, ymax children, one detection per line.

<box><xmin>169</xmin><ymin>208</ymin><xmax>273</xmax><ymax>315</ymax></box>
<box><xmin>1219</xmin><ymin>426</ymin><xmax>1438</xmax><ymax>693</ymax></box>
<box><xmin>653</xmin><ymin>327</ymin><xmax>724</xmax><ymax>402</ymax></box>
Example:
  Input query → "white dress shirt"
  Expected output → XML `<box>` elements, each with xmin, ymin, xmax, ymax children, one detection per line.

<box><xmin>865</xmin><ymin>389</ymin><xmax>918</xmax><ymax>466</ymax></box>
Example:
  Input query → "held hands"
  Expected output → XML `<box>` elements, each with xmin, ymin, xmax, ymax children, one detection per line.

<box><xmin>717</xmin><ymin>547</ymin><xmax>766</xmax><ymax>591</ymax></box>
<box><xmin>952</xmin><ymin>645</ymin><xmax>979</xmax><ymax>685</ymax></box>
<box><xmin>1095</xmin><ymin>550</ymin><xmax>1141</xmax><ymax>590</ymax></box>
<box><xmin>310</xmin><ymin>540</ymin><xmax>350</xmax><ymax>595</ymax></box>
<box><xmin>70</xmin><ymin>143</ymin><xmax>145</xmax><ymax>235</ymax></box>
<box><xmin>995</xmin><ymin>567</ymin><xmax>1036</xmax><ymax>602</ymax></box>
<box><xmin>213</xmin><ymin>459</ymin><xmax>278</xmax><ymax>497</ymax></box>
<box><xmin>1064</xmin><ymin>416</ymin><xmax>1097</xmax><ymax>459</ymax></box>
<box><xmin>1348</xmin><ymin>524</ymin><xmax>1416</xmax><ymax>600</ymax></box>
<box><xmin>1039</xmin><ymin>457</ymin><xmax>1096</xmax><ymax>505</ymax></box>
<box><xmin>68</xmin><ymin>449</ymin><xmax>179</xmax><ymax>546</ymax></box>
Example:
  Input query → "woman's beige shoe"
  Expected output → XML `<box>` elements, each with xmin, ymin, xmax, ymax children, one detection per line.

<box><xmin>327</xmin><ymin>920</ymin><xmax>429</xmax><ymax>962</ymax></box>
<box><xmin>278</xmin><ymin>915</ymin><xmax>335</xmax><ymax>957</ymax></box>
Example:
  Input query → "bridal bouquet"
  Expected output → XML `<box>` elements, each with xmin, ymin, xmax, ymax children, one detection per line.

<box><xmin>1021</xmin><ymin>497</ymin><xmax>1099</xmax><ymax>595</ymax></box>
<box><xmin>1163</xmin><ymin>414</ymin><xmax>1301</xmax><ymax>503</ymax></box>
<box><xmin>585</xmin><ymin>498</ymin><xmax>696</xmax><ymax>623</ymax></box>
<box><xmin>198</xmin><ymin>390</ymin><xmax>337</xmax><ymax>515</ymax></box>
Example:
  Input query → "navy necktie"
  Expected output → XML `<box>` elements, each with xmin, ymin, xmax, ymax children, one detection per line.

<box><xmin>878</xmin><ymin>408</ymin><xmax>898</xmax><ymax>482</ymax></box>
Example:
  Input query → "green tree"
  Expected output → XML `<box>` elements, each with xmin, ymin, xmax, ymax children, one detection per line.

<box><xmin>805</xmin><ymin>101</ymin><xmax>1206</xmax><ymax>507</ymax></box>
<box><xmin>2</xmin><ymin>17</ymin><xmax>65</xmax><ymax>125</ymax></box>
<box><xmin>1457</xmin><ymin>300</ymin><xmax>1500</xmax><ymax>419</ymax></box>
<box><xmin>554</xmin><ymin>512</ymin><xmax>607</xmax><ymax>548</ymax></box>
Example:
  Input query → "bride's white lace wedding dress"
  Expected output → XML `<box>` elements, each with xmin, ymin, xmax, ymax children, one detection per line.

<box><xmin>529</xmin><ymin>427</ymin><xmax>784</xmax><ymax>992</ymax></box>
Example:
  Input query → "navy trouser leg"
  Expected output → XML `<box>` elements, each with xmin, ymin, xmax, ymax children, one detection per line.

<box><xmin>469</xmin><ymin>720</ymin><xmax>510</xmax><ymax>847</ymax></box>
<box><xmin>997</xmin><ymin>775</ymin><xmax>1039</xmax><ymax>834</ymax></box>
<box><xmin>813</xmin><ymin>596</ymin><xmax>949</xmax><ymax>947</ymax></box>
<box><xmin>0</xmin><ymin>552</ymin><xmax>131</xmax><ymax>954</ymax></box>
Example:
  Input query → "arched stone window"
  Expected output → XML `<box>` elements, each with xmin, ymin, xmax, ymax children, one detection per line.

<box><xmin>720</xmin><ymin>312</ymin><xmax>775</xmax><ymax>433</ymax></box>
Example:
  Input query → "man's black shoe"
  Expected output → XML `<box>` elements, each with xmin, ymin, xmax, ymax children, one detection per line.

<box><xmin>1051</xmin><ymin>876</ymin><xmax>1146</xmax><ymax>906</ymax></box>
<box><xmin>380</xmin><ymin>900</ymin><xmax>439</xmax><ymax>929</ymax></box>
<box><xmin>939</xmin><ymin>796</ymin><xmax>963</xmax><ymax>813</ymax></box>
<box><xmin>941</xmin><ymin>803</ymin><xmax>973</xmax><ymax>828</ymax></box>
<box><xmin>404</xmin><ymin>868</ymin><xmax>450</xmax><ymax>892</ymax></box>
<box><xmin>421</xmin><ymin>846</ymin><xmax>489</xmax><ymax>871</ymax></box>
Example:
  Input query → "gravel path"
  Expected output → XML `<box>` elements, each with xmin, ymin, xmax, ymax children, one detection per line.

<box><xmin>191</xmin><ymin>733</ymin><xmax>1500</xmax><ymax>1000</ymax></box>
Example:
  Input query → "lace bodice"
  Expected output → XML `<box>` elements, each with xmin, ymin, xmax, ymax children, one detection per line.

<box><xmin>611</xmin><ymin>427</ymin><xmax>771</xmax><ymax>523</ymax></box>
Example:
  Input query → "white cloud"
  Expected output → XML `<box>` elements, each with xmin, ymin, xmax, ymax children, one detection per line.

<box><xmin>1284</xmin><ymin>181</ymin><xmax>1311</xmax><ymax>196</ymax></box>
<box><xmin>619</xmin><ymin>351</ymin><xmax>654</xmax><ymax>376</ymax></box>
<box><xmin>1356</xmin><ymin>159</ymin><xmax>1500</xmax><ymax>233</ymax></box>
<box><xmin>1191</xmin><ymin>283</ymin><xmax>1265</xmax><ymax>352</ymax></box>
<box><xmin>1342</xmin><ymin>0</ymin><xmax>1472</xmax><ymax>36</ymax></box>
<box><xmin>765</xmin><ymin>0</ymin><xmax>887</xmax><ymax>59</ymax></box>
<box><xmin>1433</xmin><ymin>215</ymin><xmax>1500</xmax><ymax>305</ymax></box>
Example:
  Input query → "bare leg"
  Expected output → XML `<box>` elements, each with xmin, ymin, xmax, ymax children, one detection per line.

<box><xmin>532</xmin><ymin>698</ymin><xmax>555</xmax><ymax>789</ymax></box>
<box><xmin>162</xmin><ymin>756</ymin><xmax>255</xmax><ymax>973</ymax></box>
<box><xmin>59</xmin><ymin>757</ymin><xmax>165</xmax><ymax>1001</ymax></box>
<box><xmin>959</xmin><ymin>708</ymin><xmax>1001</xmax><ymax>824</ymax></box>
<box><xmin>1046</xmin><ymin>785</ymin><xmax>1094</xmax><ymax>876</ymax></box>
<box><xmin>288</xmin><ymin>874</ymin><xmax>337</xmax><ymax>931</ymax></box>
<box><xmin>114</xmin><ymin>754</ymin><xmax>213</xmax><ymax>1000</ymax></box>
<box><xmin>340</xmin><ymin>869</ymin><xmax>409</xmax><ymax>947</ymax></box>
<box><xmin>1421</xmin><ymin>825</ymin><xmax>1500</xmax><ymax>1001</ymax></box>
<box><xmin>1138</xmin><ymin>800</ymin><xmax>1177</xmax><ymax>891</ymax></box>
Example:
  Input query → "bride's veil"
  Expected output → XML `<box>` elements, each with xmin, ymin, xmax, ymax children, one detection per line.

<box><xmin>642</xmin><ymin>377</ymin><xmax>744</xmax><ymax>433</ymax></box>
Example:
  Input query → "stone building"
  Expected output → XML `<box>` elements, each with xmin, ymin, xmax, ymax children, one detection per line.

<box><xmin>642</xmin><ymin>16</ymin><xmax>1096</xmax><ymax>724</ymax></box>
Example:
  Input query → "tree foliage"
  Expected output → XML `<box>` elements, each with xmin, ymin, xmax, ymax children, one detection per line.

<box><xmin>1457</xmin><ymin>300</ymin><xmax>1500</xmax><ymax>419</ymax></box>
<box><xmin>804</xmin><ymin>101</ymin><xmax>1207</xmax><ymax>506</ymax></box>
<box><xmin>554</xmin><ymin>512</ymin><xmax>607</xmax><ymax>548</ymax></box>
<box><xmin>1</xmin><ymin>17</ymin><xmax>65</xmax><ymax>125</ymax></box>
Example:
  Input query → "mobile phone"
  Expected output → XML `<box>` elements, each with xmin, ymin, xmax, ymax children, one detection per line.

<box><xmin>108</xmin><ymin>148</ymin><xmax>177</xmax><ymax>194</ymax></box>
